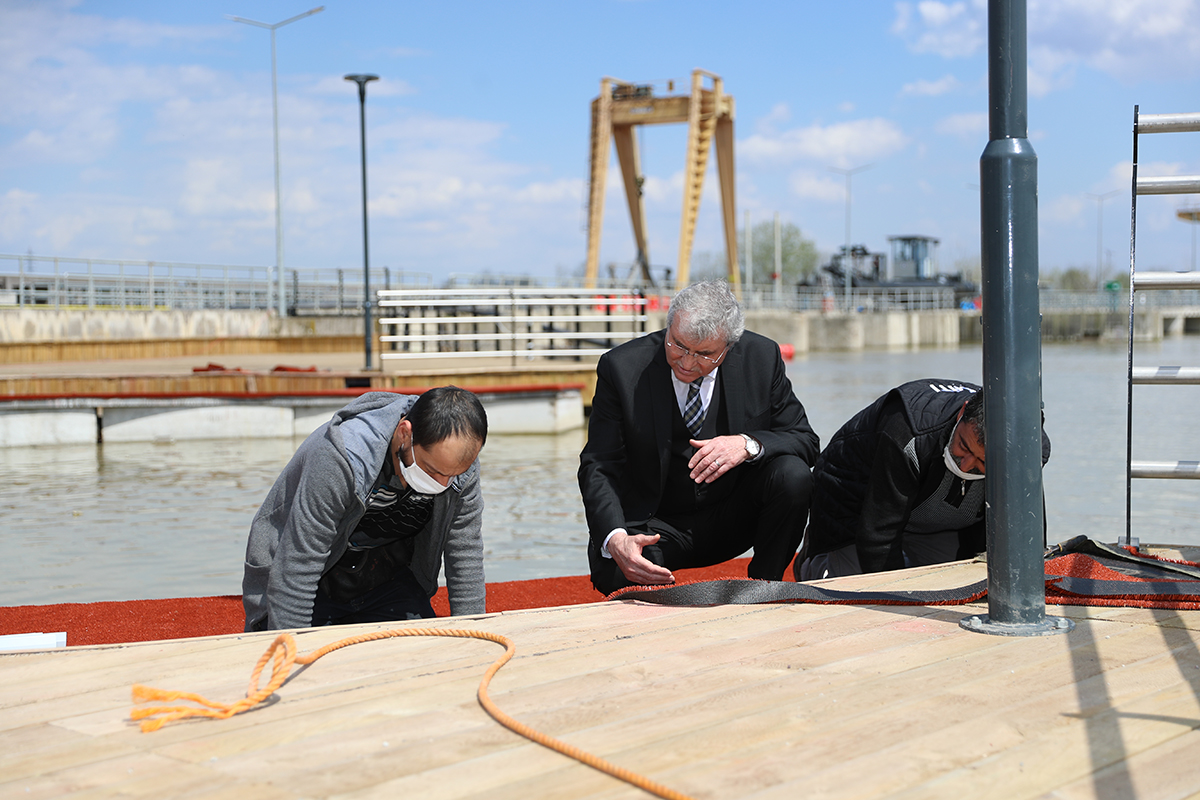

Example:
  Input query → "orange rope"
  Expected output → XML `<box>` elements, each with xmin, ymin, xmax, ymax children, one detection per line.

<box><xmin>131</xmin><ymin>627</ymin><xmax>693</xmax><ymax>800</ymax></box>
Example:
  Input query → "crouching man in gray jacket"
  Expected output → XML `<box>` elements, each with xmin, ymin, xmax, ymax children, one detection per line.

<box><xmin>242</xmin><ymin>386</ymin><xmax>488</xmax><ymax>631</ymax></box>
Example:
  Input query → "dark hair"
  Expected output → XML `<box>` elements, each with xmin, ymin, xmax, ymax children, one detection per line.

<box><xmin>666</xmin><ymin>280</ymin><xmax>745</xmax><ymax>345</ymax></box>
<box><xmin>407</xmin><ymin>386</ymin><xmax>488</xmax><ymax>448</ymax></box>
<box><xmin>961</xmin><ymin>390</ymin><xmax>984</xmax><ymax>448</ymax></box>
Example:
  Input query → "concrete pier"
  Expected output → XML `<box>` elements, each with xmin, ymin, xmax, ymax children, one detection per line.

<box><xmin>3</xmin><ymin>306</ymin><xmax>1189</xmax><ymax>366</ymax></box>
<box><xmin>0</xmin><ymin>387</ymin><xmax>585</xmax><ymax>446</ymax></box>
<box><xmin>2</xmin><ymin>303</ymin><xmax>1193</xmax><ymax>448</ymax></box>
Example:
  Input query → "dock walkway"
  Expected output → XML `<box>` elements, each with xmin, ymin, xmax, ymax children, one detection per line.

<box><xmin>3</xmin><ymin>560</ymin><xmax>1198</xmax><ymax>799</ymax></box>
<box><xmin>0</xmin><ymin>346</ymin><xmax>597</xmax><ymax>441</ymax></box>
<box><xmin>0</xmin><ymin>346</ymin><xmax>599</xmax><ymax>401</ymax></box>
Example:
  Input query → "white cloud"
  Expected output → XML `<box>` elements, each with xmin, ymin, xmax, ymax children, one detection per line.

<box><xmin>891</xmin><ymin>1</ymin><xmax>987</xmax><ymax>58</ymax></box>
<box><xmin>892</xmin><ymin>0</ymin><xmax>1200</xmax><ymax>90</ymax></box>
<box><xmin>788</xmin><ymin>171</ymin><xmax>846</xmax><ymax>203</ymax></box>
<box><xmin>901</xmin><ymin>74</ymin><xmax>961</xmax><ymax>96</ymax></box>
<box><xmin>0</xmin><ymin>189</ymin><xmax>37</xmax><ymax>241</ymax></box>
<box><xmin>1105</xmin><ymin>161</ymin><xmax>1133</xmax><ymax>192</ymax></box>
<box><xmin>935</xmin><ymin>111</ymin><xmax>987</xmax><ymax>138</ymax></box>
<box><xmin>757</xmin><ymin>103</ymin><xmax>791</xmax><ymax>134</ymax></box>
<box><xmin>181</xmin><ymin>158</ymin><xmax>273</xmax><ymax>217</ymax></box>
<box><xmin>513</xmin><ymin>179</ymin><xmax>583</xmax><ymax>204</ymax></box>
<box><xmin>1134</xmin><ymin>160</ymin><xmax>1189</xmax><ymax>181</ymax></box>
<box><xmin>1033</xmin><ymin>0</ymin><xmax>1200</xmax><ymax>82</ymax></box>
<box><xmin>741</xmin><ymin>118</ymin><xmax>908</xmax><ymax>167</ymax></box>
<box><xmin>1045</xmin><ymin>193</ymin><xmax>1087</xmax><ymax>224</ymax></box>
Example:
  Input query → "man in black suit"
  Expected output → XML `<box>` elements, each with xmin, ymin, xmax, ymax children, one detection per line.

<box><xmin>579</xmin><ymin>280</ymin><xmax>819</xmax><ymax>594</ymax></box>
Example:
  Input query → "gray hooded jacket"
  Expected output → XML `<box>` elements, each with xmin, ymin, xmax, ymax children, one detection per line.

<box><xmin>242</xmin><ymin>392</ymin><xmax>485</xmax><ymax>631</ymax></box>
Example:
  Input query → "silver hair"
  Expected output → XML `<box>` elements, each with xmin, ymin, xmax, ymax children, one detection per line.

<box><xmin>666</xmin><ymin>280</ymin><xmax>745</xmax><ymax>345</ymax></box>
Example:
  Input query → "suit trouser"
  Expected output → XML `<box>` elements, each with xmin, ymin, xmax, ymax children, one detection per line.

<box><xmin>589</xmin><ymin>454</ymin><xmax>812</xmax><ymax>595</ymax></box>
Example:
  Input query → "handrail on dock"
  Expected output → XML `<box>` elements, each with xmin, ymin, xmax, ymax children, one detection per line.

<box><xmin>376</xmin><ymin>287</ymin><xmax>650</xmax><ymax>365</ymax></box>
<box><xmin>1124</xmin><ymin>106</ymin><xmax>1200</xmax><ymax>549</ymax></box>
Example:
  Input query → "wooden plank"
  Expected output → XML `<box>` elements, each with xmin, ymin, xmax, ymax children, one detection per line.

<box><xmin>1048</xmin><ymin>728</ymin><xmax>1200</xmax><ymax>799</ymax></box>
<box><xmin>3</xmin><ymin>562</ymin><xmax>1199</xmax><ymax>799</ymax></box>
<box><xmin>0</xmin><ymin>751</ymin><xmax>297</xmax><ymax>800</ymax></box>
<box><xmin>0</xmin><ymin>336</ymin><xmax>367</xmax><ymax>365</ymax></box>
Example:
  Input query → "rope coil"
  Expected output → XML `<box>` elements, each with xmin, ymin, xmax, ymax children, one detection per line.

<box><xmin>132</xmin><ymin>626</ymin><xmax>692</xmax><ymax>800</ymax></box>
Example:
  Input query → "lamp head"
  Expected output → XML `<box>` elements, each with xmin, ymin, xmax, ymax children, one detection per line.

<box><xmin>345</xmin><ymin>74</ymin><xmax>379</xmax><ymax>101</ymax></box>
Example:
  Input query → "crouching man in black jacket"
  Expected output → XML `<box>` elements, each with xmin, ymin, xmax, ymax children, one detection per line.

<box><xmin>795</xmin><ymin>379</ymin><xmax>1050</xmax><ymax>581</ymax></box>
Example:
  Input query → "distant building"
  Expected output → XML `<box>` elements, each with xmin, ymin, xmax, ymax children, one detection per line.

<box><xmin>886</xmin><ymin>235</ymin><xmax>940</xmax><ymax>281</ymax></box>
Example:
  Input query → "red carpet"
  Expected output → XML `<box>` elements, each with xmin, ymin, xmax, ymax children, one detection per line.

<box><xmin>5</xmin><ymin>549</ymin><xmax>1199</xmax><ymax>647</ymax></box>
<box><xmin>1044</xmin><ymin>551</ymin><xmax>1200</xmax><ymax>610</ymax></box>
<box><xmin>0</xmin><ymin>559</ymin><xmax>764</xmax><ymax>647</ymax></box>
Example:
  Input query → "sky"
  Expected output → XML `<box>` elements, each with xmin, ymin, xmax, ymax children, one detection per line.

<box><xmin>3</xmin><ymin>0</ymin><xmax>1200</xmax><ymax>286</ymax></box>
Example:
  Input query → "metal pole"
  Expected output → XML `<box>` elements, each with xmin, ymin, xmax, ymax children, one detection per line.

<box><xmin>269</xmin><ymin>26</ymin><xmax>283</xmax><ymax>317</ymax></box>
<box><xmin>229</xmin><ymin>7</ymin><xmax>323</xmax><ymax>319</ymax></box>
<box><xmin>1125</xmin><ymin>106</ymin><xmax>1141</xmax><ymax>551</ymax></box>
<box><xmin>830</xmin><ymin>164</ymin><xmax>871</xmax><ymax>312</ymax></box>
<box><xmin>773</xmin><ymin>211</ymin><xmax>782</xmax><ymax>301</ymax></box>
<box><xmin>346</xmin><ymin>74</ymin><xmax>379</xmax><ymax>371</ymax></box>
<box><xmin>745</xmin><ymin>211</ymin><xmax>752</xmax><ymax>287</ymax></box>
<box><xmin>1089</xmin><ymin>190</ymin><xmax>1120</xmax><ymax>287</ymax></box>
<box><xmin>962</xmin><ymin>0</ymin><xmax>1071</xmax><ymax>637</ymax></box>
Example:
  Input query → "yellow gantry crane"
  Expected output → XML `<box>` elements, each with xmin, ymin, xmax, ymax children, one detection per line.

<box><xmin>584</xmin><ymin>69</ymin><xmax>738</xmax><ymax>290</ymax></box>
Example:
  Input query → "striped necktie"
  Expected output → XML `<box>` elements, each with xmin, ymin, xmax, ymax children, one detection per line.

<box><xmin>683</xmin><ymin>378</ymin><xmax>705</xmax><ymax>438</ymax></box>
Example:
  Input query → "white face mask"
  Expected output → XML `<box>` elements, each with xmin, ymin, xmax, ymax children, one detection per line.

<box><xmin>943</xmin><ymin>441</ymin><xmax>985</xmax><ymax>481</ymax></box>
<box><xmin>398</xmin><ymin>447</ymin><xmax>451</xmax><ymax>495</ymax></box>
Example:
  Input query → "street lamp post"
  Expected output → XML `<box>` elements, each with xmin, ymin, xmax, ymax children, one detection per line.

<box><xmin>346</xmin><ymin>74</ymin><xmax>379</xmax><ymax>371</ymax></box>
<box><xmin>229</xmin><ymin>6</ymin><xmax>324</xmax><ymax>319</ymax></box>
<box><xmin>829</xmin><ymin>164</ymin><xmax>873</xmax><ymax>312</ymax></box>
<box><xmin>1088</xmin><ymin>189</ymin><xmax>1121</xmax><ymax>288</ymax></box>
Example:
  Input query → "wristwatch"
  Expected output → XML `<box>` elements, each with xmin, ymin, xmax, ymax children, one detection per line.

<box><xmin>741</xmin><ymin>433</ymin><xmax>762</xmax><ymax>460</ymax></box>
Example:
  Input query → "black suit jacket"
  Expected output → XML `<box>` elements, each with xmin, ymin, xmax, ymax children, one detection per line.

<box><xmin>578</xmin><ymin>328</ymin><xmax>819</xmax><ymax>547</ymax></box>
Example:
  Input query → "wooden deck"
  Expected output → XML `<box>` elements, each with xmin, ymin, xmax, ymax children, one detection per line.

<box><xmin>3</xmin><ymin>560</ymin><xmax>1199</xmax><ymax>799</ymax></box>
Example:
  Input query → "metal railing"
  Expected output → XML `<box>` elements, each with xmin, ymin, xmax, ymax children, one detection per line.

<box><xmin>0</xmin><ymin>255</ymin><xmax>431</xmax><ymax>314</ymax></box>
<box><xmin>1123</xmin><ymin>107</ymin><xmax>1200</xmax><ymax>550</ymax></box>
<box><xmin>8</xmin><ymin>254</ymin><xmax>1200</xmax><ymax>319</ymax></box>
<box><xmin>444</xmin><ymin>273</ymin><xmax>964</xmax><ymax>312</ymax></box>
<box><xmin>739</xmin><ymin>284</ymin><xmax>960</xmax><ymax>312</ymax></box>
<box><xmin>377</xmin><ymin>287</ymin><xmax>649</xmax><ymax>366</ymax></box>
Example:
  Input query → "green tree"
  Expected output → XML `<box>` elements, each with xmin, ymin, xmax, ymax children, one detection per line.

<box><xmin>737</xmin><ymin>220</ymin><xmax>820</xmax><ymax>286</ymax></box>
<box><xmin>953</xmin><ymin>255</ymin><xmax>981</xmax><ymax>286</ymax></box>
<box><xmin>1052</xmin><ymin>267</ymin><xmax>1096</xmax><ymax>291</ymax></box>
<box><xmin>687</xmin><ymin>249</ymin><xmax>731</xmax><ymax>282</ymax></box>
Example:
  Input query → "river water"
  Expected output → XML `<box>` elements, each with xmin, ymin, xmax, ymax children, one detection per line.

<box><xmin>4</xmin><ymin>337</ymin><xmax>1200</xmax><ymax>606</ymax></box>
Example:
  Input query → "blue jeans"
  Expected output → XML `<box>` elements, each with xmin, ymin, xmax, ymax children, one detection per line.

<box><xmin>310</xmin><ymin>565</ymin><xmax>435</xmax><ymax>626</ymax></box>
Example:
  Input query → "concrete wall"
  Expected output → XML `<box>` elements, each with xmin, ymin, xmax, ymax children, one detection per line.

<box><xmin>0</xmin><ymin>308</ymin><xmax>368</xmax><ymax>343</ymax></box>
<box><xmin>0</xmin><ymin>308</ymin><xmax>270</xmax><ymax>343</ymax></box>
<box><xmin>6</xmin><ymin>306</ymin><xmax>1198</xmax><ymax>351</ymax></box>
<box><xmin>658</xmin><ymin>308</ymin><xmax>960</xmax><ymax>351</ymax></box>
<box><xmin>0</xmin><ymin>307</ymin><xmax>962</xmax><ymax>352</ymax></box>
<box><xmin>0</xmin><ymin>389</ymin><xmax>585</xmax><ymax>447</ymax></box>
<box><xmin>750</xmin><ymin>310</ymin><xmax>961</xmax><ymax>352</ymax></box>
<box><xmin>959</xmin><ymin>309</ymin><xmax>1169</xmax><ymax>344</ymax></box>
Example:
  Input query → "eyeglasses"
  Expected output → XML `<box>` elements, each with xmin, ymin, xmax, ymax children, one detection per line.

<box><xmin>665</xmin><ymin>339</ymin><xmax>728</xmax><ymax>366</ymax></box>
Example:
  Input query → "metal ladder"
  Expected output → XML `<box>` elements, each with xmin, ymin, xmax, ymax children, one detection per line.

<box><xmin>1124</xmin><ymin>106</ymin><xmax>1200</xmax><ymax>549</ymax></box>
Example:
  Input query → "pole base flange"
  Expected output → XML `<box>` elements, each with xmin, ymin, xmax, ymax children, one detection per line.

<box><xmin>959</xmin><ymin>614</ymin><xmax>1074</xmax><ymax>637</ymax></box>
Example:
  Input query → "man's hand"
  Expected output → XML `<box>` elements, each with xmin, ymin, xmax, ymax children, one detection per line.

<box><xmin>608</xmin><ymin>532</ymin><xmax>675</xmax><ymax>586</ymax></box>
<box><xmin>688</xmin><ymin>434</ymin><xmax>750</xmax><ymax>483</ymax></box>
